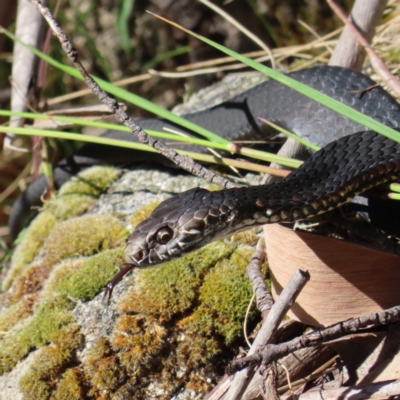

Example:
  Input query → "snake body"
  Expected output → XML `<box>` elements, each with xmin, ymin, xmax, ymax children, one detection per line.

<box><xmin>119</xmin><ymin>130</ymin><xmax>400</xmax><ymax>268</ymax></box>
<box><xmin>10</xmin><ymin>67</ymin><xmax>400</xmax><ymax>257</ymax></box>
<box><xmin>104</xmin><ymin>67</ymin><xmax>400</xmax><ymax>295</ymax></box>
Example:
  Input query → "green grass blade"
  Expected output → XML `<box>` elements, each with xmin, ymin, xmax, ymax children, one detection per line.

<box><xmin>151</xmin><ymin>12</ymin><xmax>400</xmax><ymax>144</ymax></box>
<box><xmin>1</xmin><ymin>28</ymin><xmax>229</xmax><ymax>145</ymax></box>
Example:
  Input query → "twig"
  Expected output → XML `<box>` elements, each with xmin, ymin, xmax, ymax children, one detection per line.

<box><xmin>262</xmin><ymin>364</ymin><xmax>280</xmax><ymax>400</ymax></box>
<box><xmin>245</xmin><ymin>238</ymin><xmax>273</xmax><ymax>320</ymax></box>
<box><xmin>328</xmin><ymin>0</ymin><xmax>388</xmax><ymax>71</ymax></box>
<box><xmin>327</xmin><ymin>0</ymin><xmax>400</xmax><ymax>96</ymax></box>
<box><xmin>224</xmin><ymin>269</ymin><xmax>310</xmax><ymax>400</ymax></box>
<box><xmin>281</xmin><ymin>378</ymin><xmax>400</xmax><ymax>400</ymax></box>
<box><xmin>28</xmin><ymin>0</ymin><xmax>240</xmax><ymax>190</ymax></box>
<box><xmin>227</xmin><ymin>304</ymin><xmax>400</xmax><ymax>374</ymax></box>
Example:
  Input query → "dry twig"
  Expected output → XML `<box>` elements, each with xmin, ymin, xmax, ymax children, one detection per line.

<box><xmin>228</xmin><ymin>305</ymin><xmax>400</xmax><ymax>374</ymax></box>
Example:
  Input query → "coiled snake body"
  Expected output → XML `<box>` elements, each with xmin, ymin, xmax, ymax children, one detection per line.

<box><xmin>9</xmin><ymin>66</ymin><xmax>400</xmax><ymax>295</ymax></box>
<box><xmin>104</xmin><ymin>68</ymin><xmax>400</xmax><ymax>295</ymax></box>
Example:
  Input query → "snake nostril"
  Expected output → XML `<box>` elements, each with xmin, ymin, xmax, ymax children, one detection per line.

<box><xmin>134</xmin><ymin>250</ymin><xmax>144</xmax><ymax>261</ymax></box>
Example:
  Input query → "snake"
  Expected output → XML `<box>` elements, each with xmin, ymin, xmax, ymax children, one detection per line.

<box><xmin>9</xmin><ymin>66</ymin><xmax>400</xmax><ymax>290</ymax></box>
<box><xmin>103</xmin><ymin>66</ymin><xmax>400</xmax><ymax>298</ymax></box>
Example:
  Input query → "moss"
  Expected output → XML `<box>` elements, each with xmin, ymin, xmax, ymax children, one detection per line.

<box><xmin>39</xmin><ymin>258</ymin><xmax>86</xmax><ymax>305</ymax></box>
<box><xmin>6</xmin><ymin>262</ymin><xmax>52</xmax><ymax>305</ymax></box>
<box><xmin>46</xmin><ymin>194</ymin><xmax>96</xmax><ymax>221</ymax></box>
<box><xmin>0</xmin><ymin>295</ymin><xmax>35</xmax><ymax>333</ymax></box>
<box><xmin>52</xmin><ymin>368</ymin><xmax>87</xmax><ymax>400</ymax></box>
<box><xmin>111</xmin><ymin>315</ymin><xmax>166</xmax><ymax>372</ymax></box>
<box><xmin>41</xmin><ymin>214</ymin><xmax>128</xmax><ymax>267</ymax></box>
<box><xmin>117</xmin><ymin>240</ymin><xmax>234</xmax><ymax>320</ymax></box>
<box><xmin>19</xmin><ymin>324</ymin><xmax>83</xmax><ymax>400</ymax></box>
<box><xmin>58</xmin><ymin>166</ymin><xmax>120</xmax><ymax>197</ymax></box>
<box><xmin>0</xmin><ymin>319</ymin><xmax>32</xmax><ymax>373</ymax></box>
<box><xmin>21</xmin><ymin>300</ymin><xmax>75</xmax><ymax>348</ymax></box>
<box><xmin>59</xmin><ymin>247</ymin><xmax>125</xmax><ymax>301</ymax></box>
<box><xmin>85</xmin><ymin>337</ymin><xmax>126</xmax><ymax>391</ymax></box>
<box><xmin>0</xmin><ymin>270</ymin><xmax>77</xmax><ymax>374</ymax></box>
<box><xmin>127</xmin><ymin>201</ymin><xmax>160</xmax><ymax>228</ymax></box>
<box><xmin>198</xmin><ymin>247</ymin><xmax>255</xmax><ymax>344</ymax></box>
<box><xmin>4</xmin><ymin>167</ymin><xmax>119</xmax><ymax>292</ymax></box>
<box><xmin>231</xmin><ymin>228</ymin><xmax>259</xmax><ymax>246</ymax></box>
<box><xmin>174</xmin><ymin>246</ymin><xmax>256</xmax><ymax>369</ymax></box>
<box><xmin>4</xmin><ymin>211</ymin><xmax>56</xmax><ymax>290</ymax></box>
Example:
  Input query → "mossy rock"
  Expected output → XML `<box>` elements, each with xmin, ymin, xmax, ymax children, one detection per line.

<box><xmin>0</xmin><ymin>167</ymin><xmax>264</xmax><ymax>399</ymax></box>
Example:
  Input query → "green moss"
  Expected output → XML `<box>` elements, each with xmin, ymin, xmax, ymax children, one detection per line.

<box><xmin>58</xmin><ymin>166</ymin><xmax>120</xmax><ymax>197</ymax></box>
<box><xmin>127</xmin><ymin>201</ymin><xmax>160</xmax><ymax>227</ymax></box>
<box><xmin>41</xmin><ymin>214</ymin><xmax>128</xmax><ymax>267</ymax></box>
<box><xmin>118</xmin><ymin>240</ymin><xmax>234</xmax><ymax>319</ymax></box>
<box><xmin>4</xmin><ymin>211</ymin><xmax>57</xmax><ymax>290</ymax></box>
<box><xmin>60</xmin><ymin>247</ymin><xmax>125</xmax><ymax>301</ymax></box>
<box><xmin>39</xmin><ymin>258</ymin><xmax>85</xmax><ymax>305</ymax></box>
<box><xmin>4</xmin><ymin>167</ymin><xmax>120</xmax><ymax>292</ymax></box>
<box><xmin>19</xmin><ymin>324</ymin><xmax>83</xmax><ymax>400</ymax></box>
<box><xmin>176</xmin><ymin>245</ymin><xmax>255</xmax><ymax>368</ymax></box>
<box><xmin>46</xmin><ymin>194</ymin><xmax>96</xmax><ymax>221</ymax></box>
<box><xmin>0</xmin><ymin>319</ymin><xmax>32</xmax><ymax>373</ymax></box>
<box><xmin>21</xmin><ymin>300</ymin><xmax>75</xmax><ymax>348</ymax></box>
<box><xmin>198</xmin><ymin>247</ymin><xmax>255</xmax><ymax>344</ymax></box>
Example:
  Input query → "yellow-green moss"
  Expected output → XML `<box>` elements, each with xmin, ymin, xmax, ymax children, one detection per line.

<box><xmin>0</xmin><ymin>295</ymin><xmax>35</xmax><ymax>333</ymax></box>
<box><xmin>41</xmin><ymin>214</ymin><xmax>128</xmax><ymax>267</ymax></box>
<box><xmin>52</xmin><ymin>368</ymin><xmax>87</xmax><ymax>400</ymax></box>
<box><xmin>21</xmin><ymin>299</ymin><xmax>75</xmax><ymax>348</ymax></box>
<box><xmin>0</xmin><ymin>266</ymin><xmax>80</xmax><ymax>373</ymax></box>
<box><xmin>45</xmin><ymin>194</ymin><xmax>96</xmax><ymax>221</ymax></box>
<box><xmin>6</xmin><ymin>262</ymin><xmax>52</xmax><ymax>305</ymax></box>
<box><xmin>127</xmin><ymin>201</ymin><xmax>160</xmax><ymax>227</ymax></box>
<box><xmin>60</xmin><ymin>247</ymin><xmax>125</xmax><ymax>301</ymax></box>
<box><xmin>4</xmin><ymin>211</ymin><xmax>57</xmax><ymax>290</ymax></box>
<box><xmin>0</xmin><ymin>319</ymin><xmax>33</xmax><ymax>374</ymax></box>
<box><xmin>19</xmin><ymin>324</ymin><xmax>83</xmax><ymax>400</ymax></box>
<box><xmin>39</xmin><ymin>258</ymin><xmax>86</xmax><ymax>305</ymax></box>
<box><xmin>118</xmin><ymin>240</ymin><xmax>234</xmax><ymax>319</ymax></box>
<box><xmin>5</xmin><ymin>166</ymin><xmax>120</xmax><ymax>291</ymax></box>
<box><xmin>58</xmin><ymin>166</ymin><xmax>120</xmax><ymax>197</ymax></box>
<box><xmin>197</xmin><ymin>247</ymin><xmax>255</xmax><ymax>344</ymax></box>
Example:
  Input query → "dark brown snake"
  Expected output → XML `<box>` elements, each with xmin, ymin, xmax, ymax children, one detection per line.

<box><xmin>103</xmin><ymin>70</ymin><xmax>400</xmax><ymax>299</ymax></box>
<box><xmin>8</xmin><ymin>66</ymin><xmax>400</xmax><ymax>298</ymax></box>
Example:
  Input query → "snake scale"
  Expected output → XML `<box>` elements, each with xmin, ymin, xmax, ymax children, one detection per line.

<box><xmin>9</xmin><ymin>66</ymin><xmax>400</xmax><ymax>295</ymax></box>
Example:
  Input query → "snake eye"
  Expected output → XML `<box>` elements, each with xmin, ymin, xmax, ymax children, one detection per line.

<box><xmin>156</xmin><ymin>227</ymin><xmax>173</xmax><ymax>244</ymax></box>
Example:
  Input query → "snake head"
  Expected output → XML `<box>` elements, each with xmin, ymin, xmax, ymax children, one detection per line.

<box><xmin>125</xmin><ymin>187</ymin><xmax>216</xmax><ymax>268</ymax></box>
